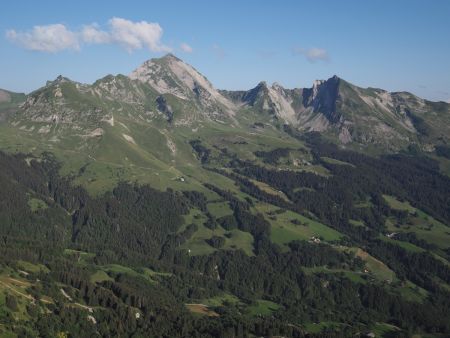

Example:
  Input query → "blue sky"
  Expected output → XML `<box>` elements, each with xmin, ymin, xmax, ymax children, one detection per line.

<box><xmin>1</xmin><ymin>0</ymin><xmax>449</xmax><ymax>102</ymax></box>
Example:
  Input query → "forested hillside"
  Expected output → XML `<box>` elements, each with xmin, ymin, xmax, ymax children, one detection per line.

<box><xmin>0</xmin><ymin>54</ymin><xmax>449</xmax><ymax>338</ymax></box>
<box><xmin>1</xmin><ymin>131</ymin><xmax>450</xmax><ymax>337</ymax></box>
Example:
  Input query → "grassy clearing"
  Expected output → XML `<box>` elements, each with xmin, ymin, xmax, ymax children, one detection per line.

<box><xmin>181</xmin><ymin>208</ymin><xmax>207</xmax><ymax>230</ymax></box>
<box><xmin>90</xmin><ymin>270</ymin><xmax>114</xmax><ymax>283</ymax></box>
<box><xmin>91</xmin><ymin>264</ymin><xmax>170</xmax><ymax>284</ymax></box>
<box><xmin>180</xmin><ymin>239</ymin><xmax>217</xmax><ymax>256</ymax></box>
<box><xmin>206</xmin><ymin>201</ymin><xmax>233</xmax><ymax>218</ymax></box>
<box><xmin>179</xmin><ymin>208</ymin><xmax>254</xmax><ymax>256</ymax></box>
<box><xmin>372</xmin><ymin>322</ymin><xmax>401</xmax><ymax>337</ymax></box>
<box><xmin>353</xmin><ymin>248</ymin><xmax>396</xmax><ymax>282</ymax></box>
<box><xmin>385</xmin><ymin>213</ymin><xmax>450</xmax><ymax>250</ymax></box>
<box><xmin>396</xmin><ymin>281</ymin><xmax>429</xmax><ymax>302</ymax></box>
<box><xmin>406</xmin><ymin>213</ymin><xmax>450</xmax><ymax>250</ymax></box>
<box><xmin>431</xmin><ymin>253</ymin><xmax>450</xmax><ymax>267</ymax></box>
<box><xmin>383</xmin><ymin>195</ymin><xmax>450</xmax><ymax>250</ymax></box>
<box><xmin>321</xmin><ymin>157</ymin><xmax>355</xmax><ymax>167</ymax></box>
<box><xmin>380</xmin><ymin>236</ymin><xmax>425</xmax><ymax>253</ymax></box>
<box><xmin>249</xmin><ymin>179</ymin><xmax>290</xmax><ymax>201</ymax></box>
<box><xmin>383</xmin><ymin>195</ymin><xmax>416</xmax><ymax>212</ymax></box>
<box><xmin>17</xmin><ymin>260</ymin><xmax>49</xmax><ymax>274</ymax></box>
<box><xmin>140</xmin><ymin>268</ymin><xmax>171</xmax><ymax>277</ymax></box>
<box><xmin>246</xmin><ymin>300</ymin><xmax>280</xmax><ymax>316</ymax></box>
<box><xmin>255</xmin><ymin>203</ymin><xmax>342</xmax><ymax>246</ymax></box>
<box><xmin>202</xmin><ymin>293</ymin><xmax>241</xmax><ymax>307</ymax></box>
<box><xmin>349</xmin><ymin>219</ymin><xmax>366</xmax><ymax>227</ymax></box>
<box><xmin>63</xmin><ymin>249</ymin><xmax>95</xmax><ymax>264</ymax></box>
<box><xmin>180</xmin><ymin>222</ymin><xmax>254</xmax><ymax>256</ymax></box>
<box><xmin>354</xmin><ymin>198</ymin><xmax>372</xmax><ymax>209</ymax></box>
<box><xmin>306</xmin><ymin>248</ymin><xmax>428</xmax><ymax>302</ymax></box>
<box><xmin>222</xmin><ymin>229</ymin><xmax>254</xmax><ymax>256</ymax></box>
<box><xmin>435</xmin><ymin>155</ymin><xmax>450</xmax><ymax>178</ymax></box>
<box><xmin>99</xmin><ymin>264</ymin><xmax>143</xmax><ymax>277</ymax></box>
<box><xmin>301</xmin><ymin>165</ymin><xmax>331</xmax><ymax>176</ymax></box>
<box><xmin>179</xmin><ymin>219</ymin><xmax>225</xmax><ymax>255</ymax></box>
<box><xmin>334</xmin><ymin>246</ymin><xmax>396</xmax><ymax>282</ymax></box>
<box><xmin>27</xmin><ymin>198</ymin><xmax>48</xmax><ymax>212</ymax></box>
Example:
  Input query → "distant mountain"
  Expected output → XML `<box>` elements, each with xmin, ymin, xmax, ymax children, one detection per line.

<box><xmin>222</xmin><ymin>76</ymin><xmax>450</xmax><ymax>150</ymax></box>
<box><xmin>5</xmin><ymin>54</ymin><xmax>450</xmax><ymax>152</ymax></box>
<box><xmin>0</xmin><ymin>88</ymin><xmax>25</xmax><ymax>121</ymax></box>
<box><xmin>129</xmin><ymin>54</ymin><xmax>237</xmax><ymax>122</ymax></box>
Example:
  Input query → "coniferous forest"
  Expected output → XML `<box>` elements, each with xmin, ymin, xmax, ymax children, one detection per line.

<box><xmin>0</xmin><ymin>131</ymin><xmax>450</xmax><ymax>337</ymax></box>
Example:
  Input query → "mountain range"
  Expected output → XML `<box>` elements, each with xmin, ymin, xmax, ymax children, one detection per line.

<box><xmin>1</xmin><ymin>54</ymin><xmax>450</xmax><ymax>337</ymax></box>
<box><xmin>3</xmin><ymin>53</ymin><xmax>450</xmax><ymax>148</ymax></box>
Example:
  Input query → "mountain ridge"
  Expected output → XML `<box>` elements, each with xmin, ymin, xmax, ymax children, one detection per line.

<box><xmin>1</xmin><ymin>53</ymin><xmax>449</xmax><ymax>154</ymax></box>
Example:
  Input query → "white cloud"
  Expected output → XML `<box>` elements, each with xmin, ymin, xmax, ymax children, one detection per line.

<box><xmin>293</xmin><ymin>47</ymin><xmax>329</xmax><ymax>63</ymax></box>
<box><xmin>81</xmin><ymin>24</ymin><xmax>110</xmax><ymax>44</ymax></box>
<box><xmin>108</xmin><ymin>17</ymin><xmax>170</xmax><ymax>53</ymax></box>
<box><xmin>6</xmin><ymin>18</ymin><xmax>171</xmax><ymax>53</ymax></box>
<box><xmin>180</xmin><ymin>42</ymin><xmax>193</xmax><ymax>53</ymax></box>
<box><xmin>6</xmin><ymin>24</ymin><xmax>79</xmax><ymax>52</ymax></box>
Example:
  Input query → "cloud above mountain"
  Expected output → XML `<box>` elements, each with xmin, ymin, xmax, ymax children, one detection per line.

<box><xmin>6</xmin><ymin>24</ymin><xmax>80</xmax><ymax>53</ymax></box>
<box><xmin>292</xmin><ymin>47</ymin><xmax>329</xmax><ymax>63</ymax></box>
<box><xmin>6</xmin><ymin>18</ymin><xmax>171</xmax><ymax>53</ymax></box>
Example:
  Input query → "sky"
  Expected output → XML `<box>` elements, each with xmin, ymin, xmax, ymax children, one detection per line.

<box><xmin>0</xmin><ymin>0</ymin><xmax>449</xmax><ymax>102</ymax></box>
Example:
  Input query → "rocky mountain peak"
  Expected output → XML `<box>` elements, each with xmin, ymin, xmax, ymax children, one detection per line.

<box><xmin>129</xmin><ymin>54</ymin><xmax>236</xmax><ymax>119</ymax></box>
<box><xmin>302</xmin><ymin>75</ymin><xmax>341</xmax><ymax>124</ymax></box>
<box><xmin>271</xmin><ymin>82</ymin><xmax>284</xmax><ymax>91</ymax></box>
<box><xmin>160</xmin><ymin>52</ymin><xmax>181</xmax><ymax>61</ymax></box>
<box><xmin>46</xmin><ymin>75</ymin><xmax>72</xmax><ymax>87</ymax></box>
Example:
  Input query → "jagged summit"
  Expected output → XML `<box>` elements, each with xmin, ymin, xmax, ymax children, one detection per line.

<box><xmin>129</xmin><ymin>53</ymin><xmax>236</xmax><ymax>119</ymax></box>
<box><xmin>220</xmin><ymin>72</ymin><xmax>450</xmax><ymax>147</ymax></box>
<box><xmin>45</xmin><ymin>75</ymin><xmax>73</xmax><ymax>87</ymax></box>
<box><xmin>54</xmin><ymin>75</ymin><xmax>71</xmax><ymax>82</ymax></box>
<box><xmin>160</xmin><ymin>52</ymin><xmax>181</xmax><ymax>61</ymax></box>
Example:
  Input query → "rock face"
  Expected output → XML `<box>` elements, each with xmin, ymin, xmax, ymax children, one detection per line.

<box><xmin>18</xmin><ymin>77</ymin><xmax>104</xmax><ymax>126</ymax></box>
<box><xmin>129</xmin><ymin>54</ymin><xmax>236</xmax><ymax>121</ymax></box>
<box><xmin>302</xmin><ymin>76</ymin><xmax>341</xmax><ymax>124</ymax></box>
<box><xmin>156</xmin><ymin>95</ymin><xmax>174</xmax><ymax>123</ymax></box>
<box><xmin>224</xmin><ymin>75</ymin><xmax>450</xmax><ymax>150</ymax></box>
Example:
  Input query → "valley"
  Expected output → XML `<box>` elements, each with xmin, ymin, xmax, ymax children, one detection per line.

<box><xmin>0</xmin><ymin>54</ymin><xmax>449</xmax><ymax>337</ymax></box>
